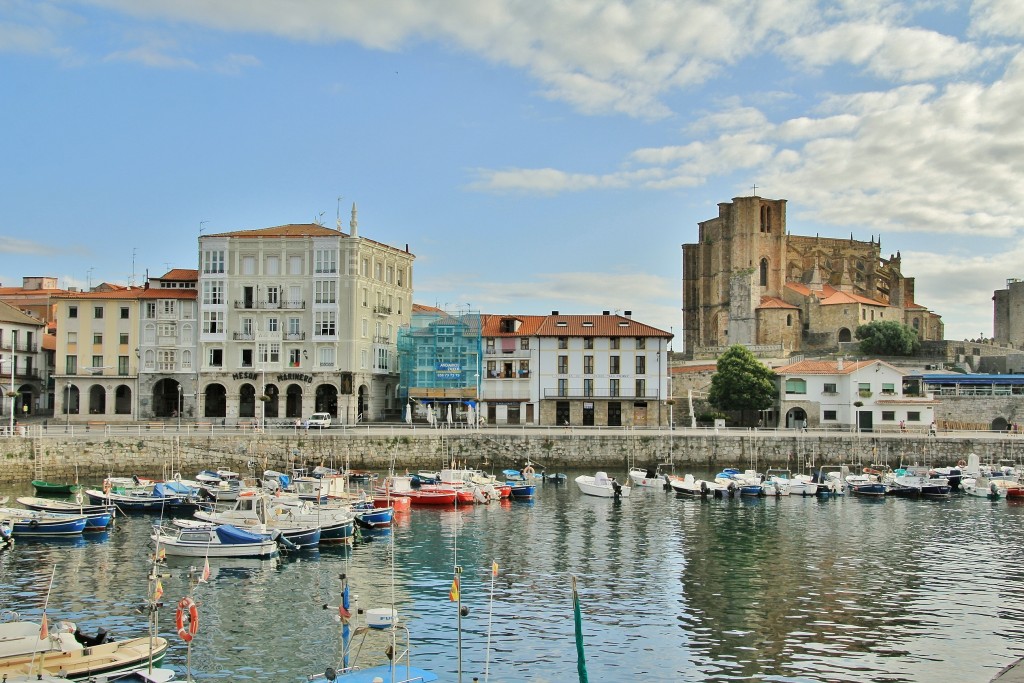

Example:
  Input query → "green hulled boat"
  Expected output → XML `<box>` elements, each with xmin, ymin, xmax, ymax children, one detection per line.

<box><xmin>31</xmin><ymin>480</ymin><xmax>82</xmax><ymax>495</ymax></box>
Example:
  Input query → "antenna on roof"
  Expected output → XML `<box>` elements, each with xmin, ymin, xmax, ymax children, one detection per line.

<box><xmin>314</xmin><ymin>211</ymin><xmax>325</xmax><ymax>226</ymax></box>
<box><xmin>199</xmin><ymin>220</ymin><xmax>209</xmax><ymax>235</ymax></box>
<box><xmin>129</xmin><ymin>247</ymin><xmax>137</xmax><ymax>287</ymax></box>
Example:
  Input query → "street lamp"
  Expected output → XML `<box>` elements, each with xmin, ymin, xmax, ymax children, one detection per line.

<box><xmin>177</xmin><ymin>385</ymin><xmax>183</xmax><ymax>430</ymax></box>
<box><xmin>4</xmin><ymin>355</ymin><xmax>15</xmax><ymax>435</ymax></box>
<box><xmin>65</xmin><ymin>382</ymin><xmax>71</xmax><ymax>430</ymax></box>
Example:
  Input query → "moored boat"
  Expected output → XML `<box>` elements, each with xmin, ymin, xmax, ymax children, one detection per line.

<box><xmin>30</xmin><ymin>480</ymin><xmax>82</xmax><ymax>495</ymax></box>
<box><xmin>575</xmin><ymin>472</ymin><xmax>630</xmax><ymax>499</ymax></box>
<box><xmin>0</xmin><ymin>507</ymin><xmax>88</xmax><ymax>536</ymax></box>
<box><xmin>16</xmin><ymin>496</ymin><xmax>115</xmax><ymax>530</ymax></box>
<box><xmin>151</xmin><ymin>523</ymin><xmax>280</xmax><ymax>558</ymax></box>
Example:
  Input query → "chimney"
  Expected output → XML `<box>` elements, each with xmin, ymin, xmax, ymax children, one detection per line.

<box><xmin>551</xmin><ymin>311</ymin><xmax>559</xmax><ymax>315</ymax></box>
<box><xmin>838</xmin><ymin>357</ymin><xmax>844</xmax><ymax>371</ymax></box>
<box><xmin>624</xmin><ymin>310</ymin><xmax>632</xmax><ymax>318</ymax></box>
<box><xmin>602</xmin><ymin>310</ymin><xmax>610</xmax><ymax>315</ymax></box>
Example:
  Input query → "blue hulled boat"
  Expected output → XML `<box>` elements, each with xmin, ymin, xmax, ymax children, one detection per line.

<box><xmin>0</xmin><ymin>507</ymin><xmax>88</xmax><ymax>536</ymax></box>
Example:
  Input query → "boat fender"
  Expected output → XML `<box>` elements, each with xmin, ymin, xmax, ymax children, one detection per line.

<box><xmin>103</xmin><ymin>480</ymin><xmax>112</xmax><ymax>495</ymax></box>
<box><xmin>175</xmin><ymin>597</ymin><xmax>200</xmax><ymax>643</ymax></box>
<box><xmin>324</xmin><ymin>667</ymin><xmax>338</xmax><ymax>681</ymax></box>
<box><xmin>29</xmin><ymin>519</ymin><xmax>39</xmax><ymax>528</ymax></box>
<box><xmin>523</xmin><ymin>465</ymin><xmax>535</xmax><ymax>477</ymax></box>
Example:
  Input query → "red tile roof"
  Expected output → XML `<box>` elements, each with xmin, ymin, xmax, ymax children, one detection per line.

<box><xmin>784</xmin><ymin>283</ymin><xmax>884</xmax><ymax>306</ymax></box>
<box><xmin>758</xmin><ymin>295</ymin><xmax>799</xmax><ymax>310</ymax></box>
<box><xmin>138</xmin><ymin>288</ymin><xmax>197</xmax><ymax>300</ymax></box>
<box><xmin>206</xmin><ymin>224</ymin><xmax>416</xmax><ymax>257</ymax></box>
<box><xmin>42</xmin><ymin>334</ymin><xmax>56</xmax><ymax>351</ymax></box>
<box><xmin>0</xmin><ymin>299</ymin><xmax>44</xmax><ymax>325</ymax></box>
<box><xmin>413</xmin><ymin>303</ymin><xmax>446</xmax><ymax>314</ymax></box>
<box><xmin>50</xmin><ymin>289</ymin><xmax>148</xmax><ymax>300</ymax></box>
<box><xmin>774</xmin><ymin>359</ymin><xmax>901</xmax><ymax>375</ymax></box>
<box><xmin>479</xmin><ymin>313</ymin><xmax>671</xmax><ymax>338</ymax></box>
<box><xmin>670</xmin><ymin>364</ymin><xmax>717</xmax><ymax>375</ymax></box>
<box><xmin>159</xmin><ymin>269</ymin><xmax>199</xmax><ymax>281</ymax></box>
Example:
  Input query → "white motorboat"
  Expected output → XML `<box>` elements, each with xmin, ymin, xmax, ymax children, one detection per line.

<box><xmin>575</xmin><ymin>472</ymin><xmax>630</xmax><ymax>498</ymax></box>
<box><xmin>193</xmin><ymin>491</ymin><xmax>322</xmax><ymax>549</ymax></box>
<box><xmin>628</xmin><ymin>466</ymin><xmax>675</xmax><ymax>488</ymax></box>
<box><xmin>669</xmin><ymin>473</ymin><xmax>727</xmax><ymax>497</ymax></box>
<box><xmin>151</xmin><ymin>523</ymin><xmax>279</xmax><ymax>558</ymax></box>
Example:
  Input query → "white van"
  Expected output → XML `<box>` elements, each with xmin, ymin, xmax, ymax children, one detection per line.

<box><xmin>307</xmin><ymin>413</ymin><xmax>332</xmax><ymax>428</ymax></box>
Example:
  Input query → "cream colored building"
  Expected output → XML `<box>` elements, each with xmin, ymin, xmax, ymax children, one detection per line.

<box><xmin>197</xmin><ymin>206</ymin><xmax>413</xmax><ymax>425</ymax></box>
<box><xmin>52</xmin><ymin>288</ymin><xmax>145</xmax><ymax>421</ymax></box>
<box><xmin>0</xmin><ymin>299</ymin><xmax>47</xmax><ymax>421</ymax></box>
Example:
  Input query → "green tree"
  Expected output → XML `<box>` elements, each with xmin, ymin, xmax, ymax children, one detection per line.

<box><xmin>855</xmin><ymin>321</ymin><xmax>920</xmax><ymax>356</ymax></box>
<box><xmin>707</xmin><ymin>345</ymin><xmax>776</xmax><ymax>416</ymax></box>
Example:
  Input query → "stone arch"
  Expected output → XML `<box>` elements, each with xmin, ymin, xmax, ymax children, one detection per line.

<box><xmin>785</xmin><ymin>407</ymin><xmax>806</xmax><ymax>429</ymax></box>
<box><xmin>152</xmin><ymin>378</ymin><xmax>182</xmax><ymax>417</ymax></box>
<box><xmin>65</xmin><ymin>384</ymin><xmax>80</xmax><ymax>415</ymax></box>
<box><xmin>838</xmin><ymin>328</ymin><xmax>852</xmax><ymax>343</ymax></box>
<box><xmin>88</xmin><ymin>385</ymin><xmax>106</xmax><ymax>415</ymax></box>
<box><xmin>263</xmin><ymin>383</ymin><xmax>280</xmax><ymax>418</ymax></box>
<box><xmin>285</xmin><ymin>384</ymin><xmax>303</xmax><ymax>418</ymax></box>
<box><xmin>239</xmin><ymin>383</ymin><xmax>256</xmax><ymax>418</ymax></box>
<box><xmin>992</xmin><ymin>417</ymin><xmax>1009</xmax><ymax>431</ymax></box>
<box><xmin>204</xmin><ymin>383</ymin><xmax>227</xmax><ymax>418</ymax></box>
<box><xmin>357</xmin><ymin>384</ymin><xmax>369</xmax><ymax>420</ymax></box>
<box><xmin>315</xmin><ymin>384</ymin><xmax>338</xmax><ymax>416</ymax></box>
<box><xmin>114</xmin><ymin>384</ymin><xmax>132</xmax><ymax>415</ymax></box>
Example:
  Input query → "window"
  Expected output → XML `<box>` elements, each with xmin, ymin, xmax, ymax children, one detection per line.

<box><xmin>93</xmin><ymin>334</ymin><xmax>102</xmax><ymax>345</ymax></box>
<box><xmin>91</xmin><ymin>355</ymin><xmax>102</xmax><ymax>370</ymax></box>
<box><xmin>636</xmin><ymin>356</ymin><xmax>646</xmax><ymax>374</ymax></box>
<box><xmin>375</xmin><ymin>262</ymin><xmax>383</xmax><ymax>280</ymax></box>
<box><xmin>361</xmin><ymin>258</ymin><xmax>369</xmax><ymax>277</ymax></box>
<box><xmin>375</xmin><ymin>347</ymin><xmax>388</xmax><ymax>370</ymax></box>
<box><xmin>267</xmin><ymin>318</ymin><xmax>279</xmax><ymax>333</ymax></box>
<box><xmin>858</xmin><ymin>382</ymin><xmax>871</xmax><ymax>396</ymax></box>
<box><xmin>882</xmin><ymin>383</ymin><xmax>896</xmax><ymax>395</ymax></box>
<box><xmin>823</xmin><ymin>383</ymin><xmax>837</xmax><ymax>394</ymax></box>
<box><xmin>265</xmin><ymin>286</ymin><xmax>279</xmax><ymax>306</ymax></box>
<box><xmin>145</xmin><ymin>302</ymin><xmax>156</xmax><ymax>319</ymax></box>
<box><xmin>584</xmin><ymin>337</ymin><xmax>594</xmax><ymax>349</ymax></box>
<box><xmin>119</xmin><ymin>333</ymin><xmax>129</xmax><ymax>345</ymax></box>
<box><xmin>158</xmin><ymin>323</ymin><xmax>175</xmax><ymax>337</ymax></box>
<box><xmin>759</xmin><ymin>258</ymin><xmax>768</xmax><ymax>287</ymax></box>
<box><xmin>610</xmin><ymin>379</ymin><xmax>620</xmax><ymax>397</ymax></box>
<box><xmin>361</xmin><ymin>318</ymin><xmax>368</xmax><ymax>337</ymax></box>
<box><xmin>823</xmin><ymin>410</ymin><xmax>837</xmax><ymax>420</ymax></box>
<box><xmin>158</xmin><ymin>350</ymin><xmax>176</xmax><ymax>371</ymax></box>
<box><xmin>519</xmin><ymin>360</ymin><xmax>529</xmax><ymax>377</ymax></box>
<box><xmin>67</xmin><ymin>332</ymin><xmax>77</xmax><ymax>344</ymax></box>
<box><xmin>635</xmin><ymin>378</ymin><xmax>646</xmax><ymax>397</ymax></box>
<box><xmin>487</xmin><ymin>360</ymin><xmax>497</xmax><ymax>377</ymax></box>
<box><xmin>94</xmin><ymin>306</ymin><xmax>103</xmax><ymax>319</ymax></box>
<box><xmin>558</xmin><ymin>355</ymin><xmax>568</xmax><ymax>374</ymax></box>
<box><xmin>786</xmin><ymin>314</ymin><xmax>792</xmax><ymax>327</ymax></box>
<box><xmin>583</xmin><ymin>378</ymin><xmax>594</xmax><ymax>397</ymax></box>
<box><xmin>288</xmin><ymin>255</ymin><xmax>303</xmax><ymax>275</ymax></box>
<box><xmin>360</xmin><ymin>349</ymin><xmax>368</xmax><ymax>369</ymax></box>
<box><xmin>557</xmin><ymin>379</ymin><xmax>568</xmax><ymax>397</ymax></box>
<box><xmin>182</xmin><ymin>350</ymin><xmax>192</xmax><ymax>370</ymax></box>
<box><xmin>610</xmin><ymin>356</ymin><xmax>620</xmax><ymax>374</ymax></box>
<box><xmin>321</xmin><ymin>346</ymin><xmax>336</xmax><ymax>367</ymax></box>
<box><xmin>907</xmin><ymin>411</ymin><xmax>921</xmax><ymax>422</ymax></box>
<box><xmin>258</xmin><ymin>343</ymin><xmax>281</xmax><ymax>364</ymax></box>
<box><xmin>636</xmin><ymin>338</ymin><xmax>645</xmax><ymax>349</ymax></box>
<box><xmin>202</xmin><ymin>311</ymin><xmax>224</xmax><ymax>334</ymax></box>
<box><xmin>241</xmin><ymin>256</ymin><xmax>255</xmax><ymax>275</ymax></box>
<box><xmin>69</xmin><ymin>306</ymin><xmax>78</xmax><ymax>318</ymax></box>
<box><xmin>520</xmin><ymin>338</ymin><xmax>529</xmax><ymax>350</ymax></box>
<box><xmin>558</xmin><ymin>337</ymin><xmax>568</xmax><ymax>349</ymax></box>
<box><xmin>241</xmin><ymin>348</ymin><xmax>253</xmax><ymax>368</ymax></box>
<box><xmin>288</xmin><ymin>349</ymin><xmax>301</xmax><ymax>367</ymax></box>
<box><xmin>785</xmin><ymin>378</ymin><xmax>807</xmax><ymax>394</ymax></box>
<box><xmin>315</xmin><ymin>280</ymin><xmax>337</xmax><ymax>304</ymax></box>
<box><xmin>397</xmin><ymin>268</ymin><xmax>404</xmax><ymax>286</ymax></box>
<box><xmin>584</xmin><ymin>355</ymin><xmax>594</xmax><ymax>374</ymax></box>
<box><xmin>66</xmin><ymin>356</ymin><xmax>77</xmax><ymax>373</ymax></box>
<box><xmin>362</xmin><ymin>289</ymin><xmax>368</xmax><ymax>307</ymax></box>
<box><xmin>202</xmin><ymin>250</ymin><xmax>225</xmax><ymax>273</ymax></box>
<box><xmin>266</xmin><ymin>256</ymin><xmax>280</xmax><ymax>275</ymax></box>
<box><xmin>120</xmin><ymin>306</ymin><xmax>129</xmax><ymax>319</ymax></box>
<box><xmin>202</xmin><ymin>281</ymin><xmax>224</xmax><ymax>305</ymax></box>
<box><xmin>882</xmin><ymin>411</ymin><xmax>895</xmax><ymax>421</ymax></box>
<box><xmin>315</xmin><ymin>311</ymin><xmax>337</xmax><ymax>336</ymax></box>
<box><xmin>610</xmin><ymin>337</ymin><xmax>619</xmax><ymax>349</ymax></box>
<box><xmin>315</xmin><ymin>249</ymin><xmax>337</xmax><ymax>274</ymax></box>
<box><xmin>288</xmin><ymin>317</ymin><xmax>300</xmax><ymax>335</ymax></box>
<box><xmin>208</xmin><ymin>348</ymin><xmax>223</xmax><ymax>367</ymax></box>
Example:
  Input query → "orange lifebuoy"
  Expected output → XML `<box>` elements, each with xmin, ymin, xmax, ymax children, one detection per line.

<box><xmin>102</xmin><ymin>480</ymin><xmax>112</xmax><ymax>495</ymax></box>
<box><xmin>175</xmin><ymin>597</ymin><xmax>200</xmax><ymax>643</ymax></box>
<box><xmin>523</xmin><ymin>466</ymin><xmax>535</xmax><ymax>477</ymax></box>
<box><xmin>957</xmin><ymin>459</ymin><xmax>967</xmax><ymax>468</ymax></box>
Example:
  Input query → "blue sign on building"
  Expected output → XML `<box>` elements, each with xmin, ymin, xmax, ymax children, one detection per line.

<box><xmin>436</xmin><ymin>362</ymin><xmax>463</xmax><ymax>380</ymax></box>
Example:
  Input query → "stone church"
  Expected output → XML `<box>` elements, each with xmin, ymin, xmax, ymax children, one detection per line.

<box><xmin>681</xmin><ymin>196</ymin><xmax>943</xmax><ymax>358</ymax></box>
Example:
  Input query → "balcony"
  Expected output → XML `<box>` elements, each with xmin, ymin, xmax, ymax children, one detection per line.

<box><xmin>283</xmin><ymin>332</ymin><xmax>306</xmax><ymax>341</ymax></box>
<box><xmin>484</xmin><ymin>370</ymin><xmax>530</xmax><ymax>380</ymax></box>
<box><xmin>543</xmin><ymin>388</ymin><xmax>662</xmax><ymax>399</ymax></box>
<box><xmin>859</xmin><ymin>390</ymin><xmax>873</xmax><ymax>398</ymax></box>
<box><xmin>374</xmin><ymin>305</ymin><xmax>392</xmax><ymax>316</ymax></box>
<box><xmin>0</xmin><ymin>341</ymin><xmax>39</xmax><ymax>353</ymax></box>
<box><xmin>374</xmin><ymin>335</ymin><xmax>392</xmax><ymax>345</ymax></box>
<box><xmin>232</xmin><ymin>332</ymin><xmax>255</xmax><ymax>341</ymax></box>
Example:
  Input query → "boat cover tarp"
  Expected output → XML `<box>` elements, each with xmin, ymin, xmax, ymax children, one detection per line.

<box><xmin>215</xmin><ymin>525</ymin><xmax>268</xmax><ymax>544</ymax></box>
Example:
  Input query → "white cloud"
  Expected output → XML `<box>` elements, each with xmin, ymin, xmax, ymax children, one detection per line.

<box><xmin>970</xmin><ymin>0</ymin><xmax>1024</xmax><ymax>39</ymax></box>
<box><xmin>215</xmin><ymin>52</ymin><xmax>261</xmax><ymax>75</ymax></box>
<box><xmin>784</xmin><ymin>22</ymin><xmax>993</xmax><ymax>81</ymax></box>
<box><xmin>104</xmin><ymin>43</ymin><xmax>198</xmax><ymax>69</ymax></box>
<box><xmin>467</xmin><ymin>167</ymin><xmax>665</xmax><ymax>194</ymax></box>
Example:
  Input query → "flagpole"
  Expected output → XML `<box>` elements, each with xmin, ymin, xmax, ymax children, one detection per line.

<box><xmin>572</xmin><ymin>575</ymin><xmax>589</xmax><ymax>683</ymax></box>
<box><xmin>36</xmin><ymin>563</ymin><xmax>58</xmax><ymax>677</ymax></box>
<box><xmin>484</xmin><ymin>560</ymin><xmax>498</xmax><ymax>682</ymax></box>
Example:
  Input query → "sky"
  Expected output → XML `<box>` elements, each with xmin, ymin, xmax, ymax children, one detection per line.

<box><xmin>1</xmin><ymin>0</ymin><xmax>1022</xmax><ymax>347</ymax></box>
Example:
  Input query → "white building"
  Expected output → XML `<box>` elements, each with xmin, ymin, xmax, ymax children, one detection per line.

<box><xmin>137</xmin><ymin>269</ymin><xmax>199</xmax><ymax>420</ymax></box>
<box><xmin>479</xmin><ymin>311</ymin><xmax>673</xmax><ymax>426</ymax></box>
<box><xmin>0</xmin><ymin>299</ymin><xmax>47</xmax><ymax>421</ymax></box>
<box><xmin>197</xmin><ymin>206</ymin><xmax>413</xmax><ymax>425</ymax></box>
<box><xmin>774</xmin><ymin>358</ymin><xmax>935</xmax><ymax>431</ymax></box>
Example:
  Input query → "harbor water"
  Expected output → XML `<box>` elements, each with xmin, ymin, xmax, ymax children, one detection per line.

<box><xmin>2</xmin><ymin>473</ymin><xmax>1024</xmax><ymax>682</ymax></box>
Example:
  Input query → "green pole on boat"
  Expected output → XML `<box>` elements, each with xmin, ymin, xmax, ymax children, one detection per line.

<box><xmin>572</xmin><ymin>575</ymin><xmax>589</xmax><ymax>683</ymax></box>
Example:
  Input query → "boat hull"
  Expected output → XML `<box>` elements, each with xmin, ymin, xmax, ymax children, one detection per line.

<box><xmin>30</xmin><ymin>480</ymin><xmax>82</xmax><ymax>495</ymax></box>
<box><xmin>575</xmin><ymin>475</ymin><xmax>630</xmax><ymax>498</ymax></box>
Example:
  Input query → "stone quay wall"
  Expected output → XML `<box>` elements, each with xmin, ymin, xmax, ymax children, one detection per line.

<box><xmin>2</xmin><ymin>430</ymin><xmax>1023</xmax><ymax>485</ymax></box>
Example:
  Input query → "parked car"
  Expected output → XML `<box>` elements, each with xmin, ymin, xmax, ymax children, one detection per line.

<box><xmin>307</xmin><ymin>412</ymin><xmax>332</xmax><ymax>428</ymax></box>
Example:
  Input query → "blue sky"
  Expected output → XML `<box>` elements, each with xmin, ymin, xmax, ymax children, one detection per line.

<box><xmin>2</xmin><ymin>0</ymin><xmax>1022</xmax><ymax>345</ymax></box>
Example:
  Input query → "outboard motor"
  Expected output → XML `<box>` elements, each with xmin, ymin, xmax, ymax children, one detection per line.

<box><xmin>611</xmin><ymin>479</ymin><xmax>623</xmax><ymax>501</ymax></box>
<box><xmin>663</xmin><ymin>474</ymin><xmax>672</xmax><ymax>491</ymax></box>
